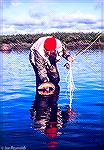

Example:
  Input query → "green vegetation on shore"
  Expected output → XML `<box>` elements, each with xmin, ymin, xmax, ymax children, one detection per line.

<box><xmin>0</xmin><ymin>32</ymin><xmax>104</xmax><ymax>44</ymax></box>
<box><xmin>0</xmin><ymin>32</ymin><xmax>104</xmax><ymax>50</ymax></box>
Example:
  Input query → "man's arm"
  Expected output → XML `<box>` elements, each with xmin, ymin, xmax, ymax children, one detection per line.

<box><xmin>56</xmin><ymin>39</ymin><xmax>74</xmax><ymax>62</ymax></box>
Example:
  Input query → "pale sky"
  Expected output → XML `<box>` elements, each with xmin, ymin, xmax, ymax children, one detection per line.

<box><xmin>1</xmin><ymin>0</ymin><xmax>104</xmax><ymax>35</ymax></box>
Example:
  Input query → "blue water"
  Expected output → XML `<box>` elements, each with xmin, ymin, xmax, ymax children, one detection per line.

<box><xmin>0</xmin><ymin>49</ymin><xmax>104</xmax><ymax>150</ymax></box>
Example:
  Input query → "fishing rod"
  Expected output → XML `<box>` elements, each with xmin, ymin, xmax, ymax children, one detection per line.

<box><xmin>63</xmin><ymin>32</ymin><xmax>103</xmax><ymax>58</ymax></box>
<box><xmin>63</xmin><ymin>32</ymin><xmax>103</xmax><ymax>69</ymax></box>
<box><xmin>75</xmin><ymin>32</ymin><xmax>103</xmax><ymax>57</ymax></box>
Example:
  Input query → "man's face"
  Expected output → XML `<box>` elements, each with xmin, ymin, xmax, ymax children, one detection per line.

<box><xmin>45</xmin><ymin>49</ymin><xmax>56</xmax><ymax>56</ymax></box>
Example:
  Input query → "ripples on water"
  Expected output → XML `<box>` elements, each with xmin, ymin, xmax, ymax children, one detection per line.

<box><xmin>0</xmin><ymin>49</ymin><xmax>104</xmax><ymax>150</ymax></box>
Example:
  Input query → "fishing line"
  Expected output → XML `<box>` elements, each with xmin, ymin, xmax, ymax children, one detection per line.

<box><xmin>65</xmin><ymin>61</ymin><xmax>75</xmax><ymax>108</ymax></box>
<box><xmin>64</xmin><ymin>31</ymin><xmax>103</xmax><ymax>108</ymax></box>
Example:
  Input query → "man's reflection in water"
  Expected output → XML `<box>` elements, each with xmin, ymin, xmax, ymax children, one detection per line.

<box><xmin>30</xmin><ymin>85</ymin><xmax>77</xmax><ymax>139</ymax></box>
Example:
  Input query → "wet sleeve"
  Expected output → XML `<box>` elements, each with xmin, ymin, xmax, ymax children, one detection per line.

<box><xmin>62</xmin><ymin>48</ymin><xmax>71</xmax><ymax>60</ymax></box>
<box><xmin>29</xmin><ymin>46</ymin><xmax>35</xmax><ymax>65</ymax></box>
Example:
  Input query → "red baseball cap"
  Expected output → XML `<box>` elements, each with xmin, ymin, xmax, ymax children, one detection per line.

<box><xmin>44</xmin><ymin>37</ymin><xmax>56</xmax><ymax>51</ymax></box>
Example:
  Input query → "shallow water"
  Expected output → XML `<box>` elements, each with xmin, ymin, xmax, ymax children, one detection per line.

<box><xmin>0</xmin><ymin>49</ymin><xmax>104</xmax><ymax>150</ymax></box>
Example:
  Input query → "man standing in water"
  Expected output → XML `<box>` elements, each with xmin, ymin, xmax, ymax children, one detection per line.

<box><xmin>29</xmin><ymin>36</ymin><xmax>74</xmax><ymax>93</ymax></box>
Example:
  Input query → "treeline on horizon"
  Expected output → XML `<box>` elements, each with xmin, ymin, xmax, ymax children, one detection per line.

<box><xmin>0</xmin><ymin>32</ymin><xmax>104</xmax><ymax>44</ymax></box>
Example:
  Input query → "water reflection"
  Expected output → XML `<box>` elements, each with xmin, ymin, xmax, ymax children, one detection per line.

<box><xmin>30</xmin><ymin>85</ymin><xmax>77</xmax><ymax>139</ymax></box>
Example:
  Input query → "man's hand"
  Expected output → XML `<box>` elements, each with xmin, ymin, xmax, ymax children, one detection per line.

<box><xmin>67</xmin><ymin>56</ymin><xmax>75</xmax><ymax>62</ymax></box>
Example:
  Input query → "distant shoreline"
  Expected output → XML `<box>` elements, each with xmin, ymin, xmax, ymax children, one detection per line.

<box><xmin>0</xmin><ymin>43</ymin><xmax>32</xmax><ymax>51</ymax></box>
<box><xmin>0</xmin><ymin>42</ymin><xmax>104</xmax><ymax>51</ymax></box>
<box><xmin>0</xmin><ymin>32</ymin><xmax>104</xmax><ymax>51</ymax></box>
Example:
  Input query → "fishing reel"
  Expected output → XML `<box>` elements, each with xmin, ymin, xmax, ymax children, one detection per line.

<box><xmin>64</xmin><ymin>62</ymin><xmax>70</xmax><ymax>69</ymax></box>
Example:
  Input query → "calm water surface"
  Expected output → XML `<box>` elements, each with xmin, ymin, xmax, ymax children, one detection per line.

<box><xmin>0</xmin><ymin>49</ymin><xmax>104</xmax><ymax>150</ymax></box>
